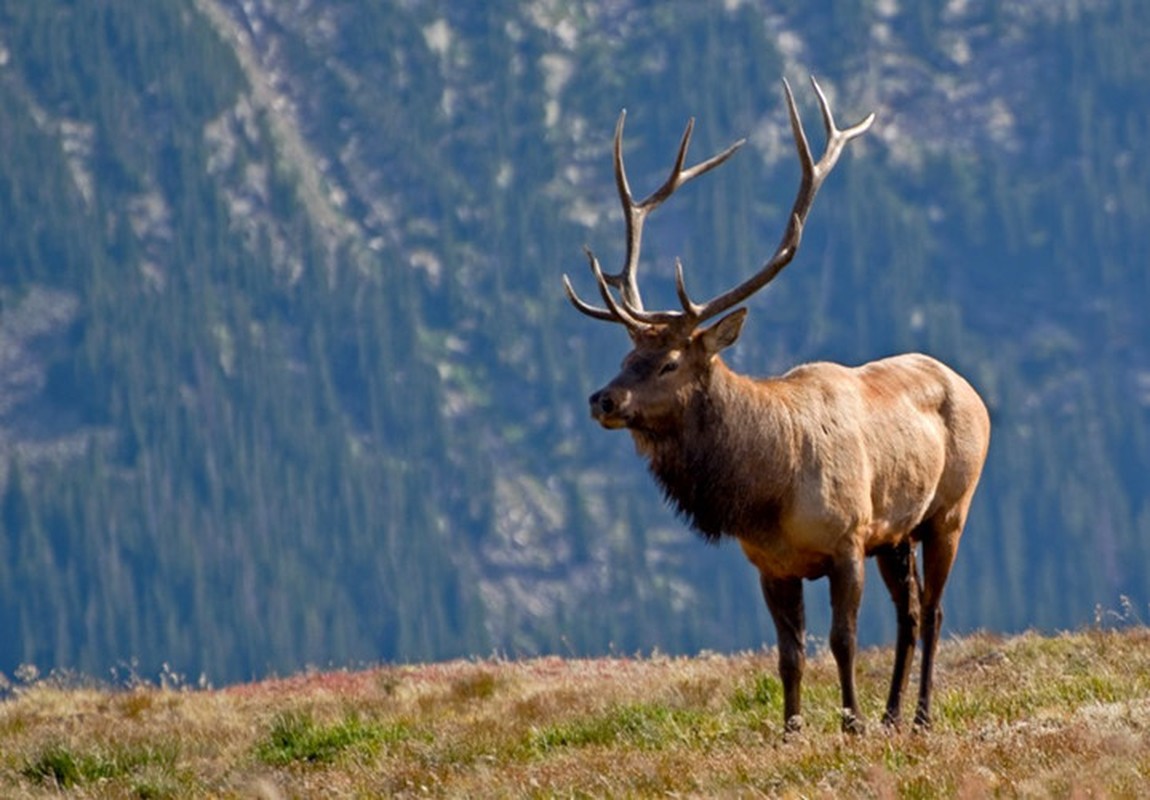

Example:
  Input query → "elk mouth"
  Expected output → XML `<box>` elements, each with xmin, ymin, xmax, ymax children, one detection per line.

<box><xmin>593</xmin><ymin>413</ymin><xmax>630</xmax><ymax>430</ymax></box>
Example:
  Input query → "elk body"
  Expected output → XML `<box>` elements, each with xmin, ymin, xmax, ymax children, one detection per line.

<box><xmin>565</xmin><ymin>78</ymin><xmax>990</xmax><ymax>733</ymax></box>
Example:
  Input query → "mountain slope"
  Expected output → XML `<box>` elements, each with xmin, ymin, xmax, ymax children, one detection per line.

<box><xmin>0</xmin><ymin>0</ymin><xmax>1147</xmax><ymax>683</ymax></box>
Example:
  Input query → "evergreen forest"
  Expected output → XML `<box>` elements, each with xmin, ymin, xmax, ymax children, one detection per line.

<box><xmin>0</xmin><ymin>0</ymin><xmax>1148</xmax><ymax>685</ymax></box>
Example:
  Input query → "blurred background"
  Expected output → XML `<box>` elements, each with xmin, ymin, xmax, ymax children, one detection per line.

<box><xmin>0</xmin><ymin>0</ymin><xmax>1147</xmax><ymax>685</ymax></box>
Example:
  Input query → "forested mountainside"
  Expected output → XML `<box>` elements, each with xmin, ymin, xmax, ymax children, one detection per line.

<box><xmin>0</xmin><ymin>0</ymin><xmax>1147</xmax><ymax>685</ymax></box>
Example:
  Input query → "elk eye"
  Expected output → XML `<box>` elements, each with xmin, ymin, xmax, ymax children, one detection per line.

<box><xmin>658</xmin><ymin>358</ymin><xmax>680</xmax><ymax>376</ymax></box>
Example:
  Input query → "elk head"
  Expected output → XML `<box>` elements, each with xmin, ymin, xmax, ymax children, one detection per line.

<box><xmin>564</xmin><ymin>78</ymin><xmax>875</xmax><ymax>433</ymax></box>
<box><xmin>586</xmin><ymin>309</ymin><xmax>747</xmax><ymax>434</ymax></box>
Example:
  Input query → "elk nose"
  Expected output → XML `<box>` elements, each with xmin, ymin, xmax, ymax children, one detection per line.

<box><xmin>589</xmin><ymin>390</ymin><xmax>615</xmax><ymax>415</ymax></box>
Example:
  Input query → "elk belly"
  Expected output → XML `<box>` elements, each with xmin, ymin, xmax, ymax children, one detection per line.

<box><xmin>736</xmin><ymin>529</ymin><xmax>839</xmax><ymax>582</ymax></box>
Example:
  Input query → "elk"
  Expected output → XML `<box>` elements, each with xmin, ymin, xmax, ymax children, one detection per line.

<box><xmin>564</xmin><ymin>77</ymin><xmax>990</xmax><ymax>734</ymax></box>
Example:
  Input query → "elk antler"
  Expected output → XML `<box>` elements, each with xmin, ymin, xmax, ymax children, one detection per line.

<box><xmin>563</xmin><ymin>110</ymin><xmax>745</xmax><ymax>325</ymax></box>
<box><xmin>565</xmin><ymin>76</ymin><xmax>875</xmax><ymax>331</ymax></box>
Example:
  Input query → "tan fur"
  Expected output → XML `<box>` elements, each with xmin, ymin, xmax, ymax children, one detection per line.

<box><xmin>729</xmin><ymin>354</ymin><xmax>989</xmax><ymax>576</ymax></box>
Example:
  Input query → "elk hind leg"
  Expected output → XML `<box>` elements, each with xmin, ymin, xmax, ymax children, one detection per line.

<box><xmin>760</xmin><ymin>574</ymin><xmax>806</xmax><ymax>734</ymax></box>
<box><xmin>915</xmin><ymin>512</ymin><xmax>965</xmax><ymax>729</ymax></box>
<box><xmin>875</xmin><ymin>541</ymin><xmax>921</xmax><ymax>728</ymax></box>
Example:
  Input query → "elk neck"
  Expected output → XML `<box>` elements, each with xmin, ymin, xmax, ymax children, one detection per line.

<box><xmin>631</xmin><ymin>358</ymin><xmax>798</xmax><ymax>543</ymax></box>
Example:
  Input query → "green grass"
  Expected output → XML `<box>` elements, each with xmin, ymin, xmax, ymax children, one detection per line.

<box><xmin>730</xmin><ymin>671</ymin><xmax>784</xmax><ymax>714</ymax></box>
<box><xmin>21</xmin><ymin>740</ymin><xmax>183</xmax><ymax>795</ymax></box>
<box><xmin>531</xmin><ymin>701</ymin><xmax>716</xmax><ymax>752</ymax></box>
<box><xmin>255</xmin><ymin>710</ymin><xmax>412</xmax><ymax>766</ymax></box>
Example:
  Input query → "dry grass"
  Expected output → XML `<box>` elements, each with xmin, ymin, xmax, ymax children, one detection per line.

<box><xmin>3</xmin><ymin>628</ymin><xmax>1150</xmax><ymax>797</ymax></box>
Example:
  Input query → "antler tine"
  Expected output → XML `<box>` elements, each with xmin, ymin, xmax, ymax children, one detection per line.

<box><xmin>638</xmin><ymin>118</ymin><xmax>745</xmax><ymax>208</ymax></box>
<box><xmin>562</xmin><ymin>273</ymin><xmax>616</xmax><ymax>323</ymax></box>
<box><xmin>585</xmin><ymin>247</ymin><xmax>647</xmax><ymax>329</ymax></box>
<box><xmin>608</xmin><ymin>110</ymin><xmax>644</xmax><ymax>310</ymax></box>
<box><xmin>688</xmin><ymin>76</ymin><xmax>875</xmax><ymax>324</ymax></box>
<box><xmin>673</xmin><ymin>258</ymin><xmax>703</xmax><ymax>318</ymax></box>
<box><xmin>562</xmin><ymin>249</ymin><xmax>642</xmax><ymax>328</ymax></box>
<box><xmin>809</xmin><ymin>76</ymin><xmax>877</xmax><ymax>178</ymax></box>
<box><xmin>564</xmin><ymin>109</ymin><xmax>746</xmax><ymax>327</ymax></box>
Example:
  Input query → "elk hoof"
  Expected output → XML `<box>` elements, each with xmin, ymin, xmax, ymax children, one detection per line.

<box><xmin>783</xmin><ymin>715</ymin><xmax>804</xmax><ymax>738</ymax></box>
<box><xmin>881</xmin><ymin>710</ymin><xmax>901</xmax><ymax>730</ymax></box>
<box><xmin>841</xmin><ymin>710</ymin><xmax>866</xmax><ymax>736</ymax></box>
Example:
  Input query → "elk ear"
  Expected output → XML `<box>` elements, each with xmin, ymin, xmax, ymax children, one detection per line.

<box><xmin>700</xmin><ymin>308</ymin><xmax>747</xmax><ymax>355</ymax></box>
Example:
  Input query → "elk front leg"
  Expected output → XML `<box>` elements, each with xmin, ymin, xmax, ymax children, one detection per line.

<box><xmin>760</xmin><ymin>574</ymin><xmax>805</xmax><ymax>734</ymax></box>
<box><xmin>876</xmin><ymin>541</ymin><xmax>921</xmax><ymax>728</ymax></box>
<box><xmin>828</xmin><ymin>553</ymin><xmax>866</xmax><ymax>734</ymax></box>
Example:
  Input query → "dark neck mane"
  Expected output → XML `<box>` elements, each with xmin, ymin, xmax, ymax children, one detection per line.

<box><xmin>632</xmin><ymin>364</ymin><xmax>793</xmax><ymax>543</ymax></box>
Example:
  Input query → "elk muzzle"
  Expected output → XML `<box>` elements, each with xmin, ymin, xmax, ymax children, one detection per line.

<box><xmin>589</xmin><ymin>387</ymin><xmax>631</xmax><ymax>429</ymax></box>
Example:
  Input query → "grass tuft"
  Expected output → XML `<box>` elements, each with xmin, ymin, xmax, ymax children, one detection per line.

<box><xmin>255</xmin><ymin>710</ymin><xmax>409</xmax><ymax>766</ymax></box>
<box><xmin>731</xmin><ymin>672</ymin><xmax>783</xmax><ymax>714</ymax></box>
<box><xmin>21</xmin><ymin>740</ymin><xmax>179</xmax><ymax>790</ymax></box>
<box><xmin>22</xmin><ymin>745</ymin><xmax>93</xmax><ymax>788</ymax></box>
<box><xmin>531</xmin><ymin>701</ymin><xmax>715</xmax><ymax>753</ymax></box>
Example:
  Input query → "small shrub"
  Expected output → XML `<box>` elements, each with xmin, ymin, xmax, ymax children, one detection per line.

<box><xmin>117</xmin><ymin>689</ymin><xmax>156</xmax><ymax>719</ymax></box>
<box><xmin>450</xmin><ymin>670</ymin><xmax>499</xmax><ymax>702</ymax></box>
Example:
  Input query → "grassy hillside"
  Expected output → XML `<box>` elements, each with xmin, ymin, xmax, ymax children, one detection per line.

<box><xmin>2</xmin><ymin>627</ymin><xmax>1148</xmax><ymax>798</ymax></box>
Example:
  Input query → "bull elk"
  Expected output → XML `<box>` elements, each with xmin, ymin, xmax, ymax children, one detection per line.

<box><xmin>564</xmin><ymin>77</ymin><xmax>990</xmax><ymax>733</ymax></box>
